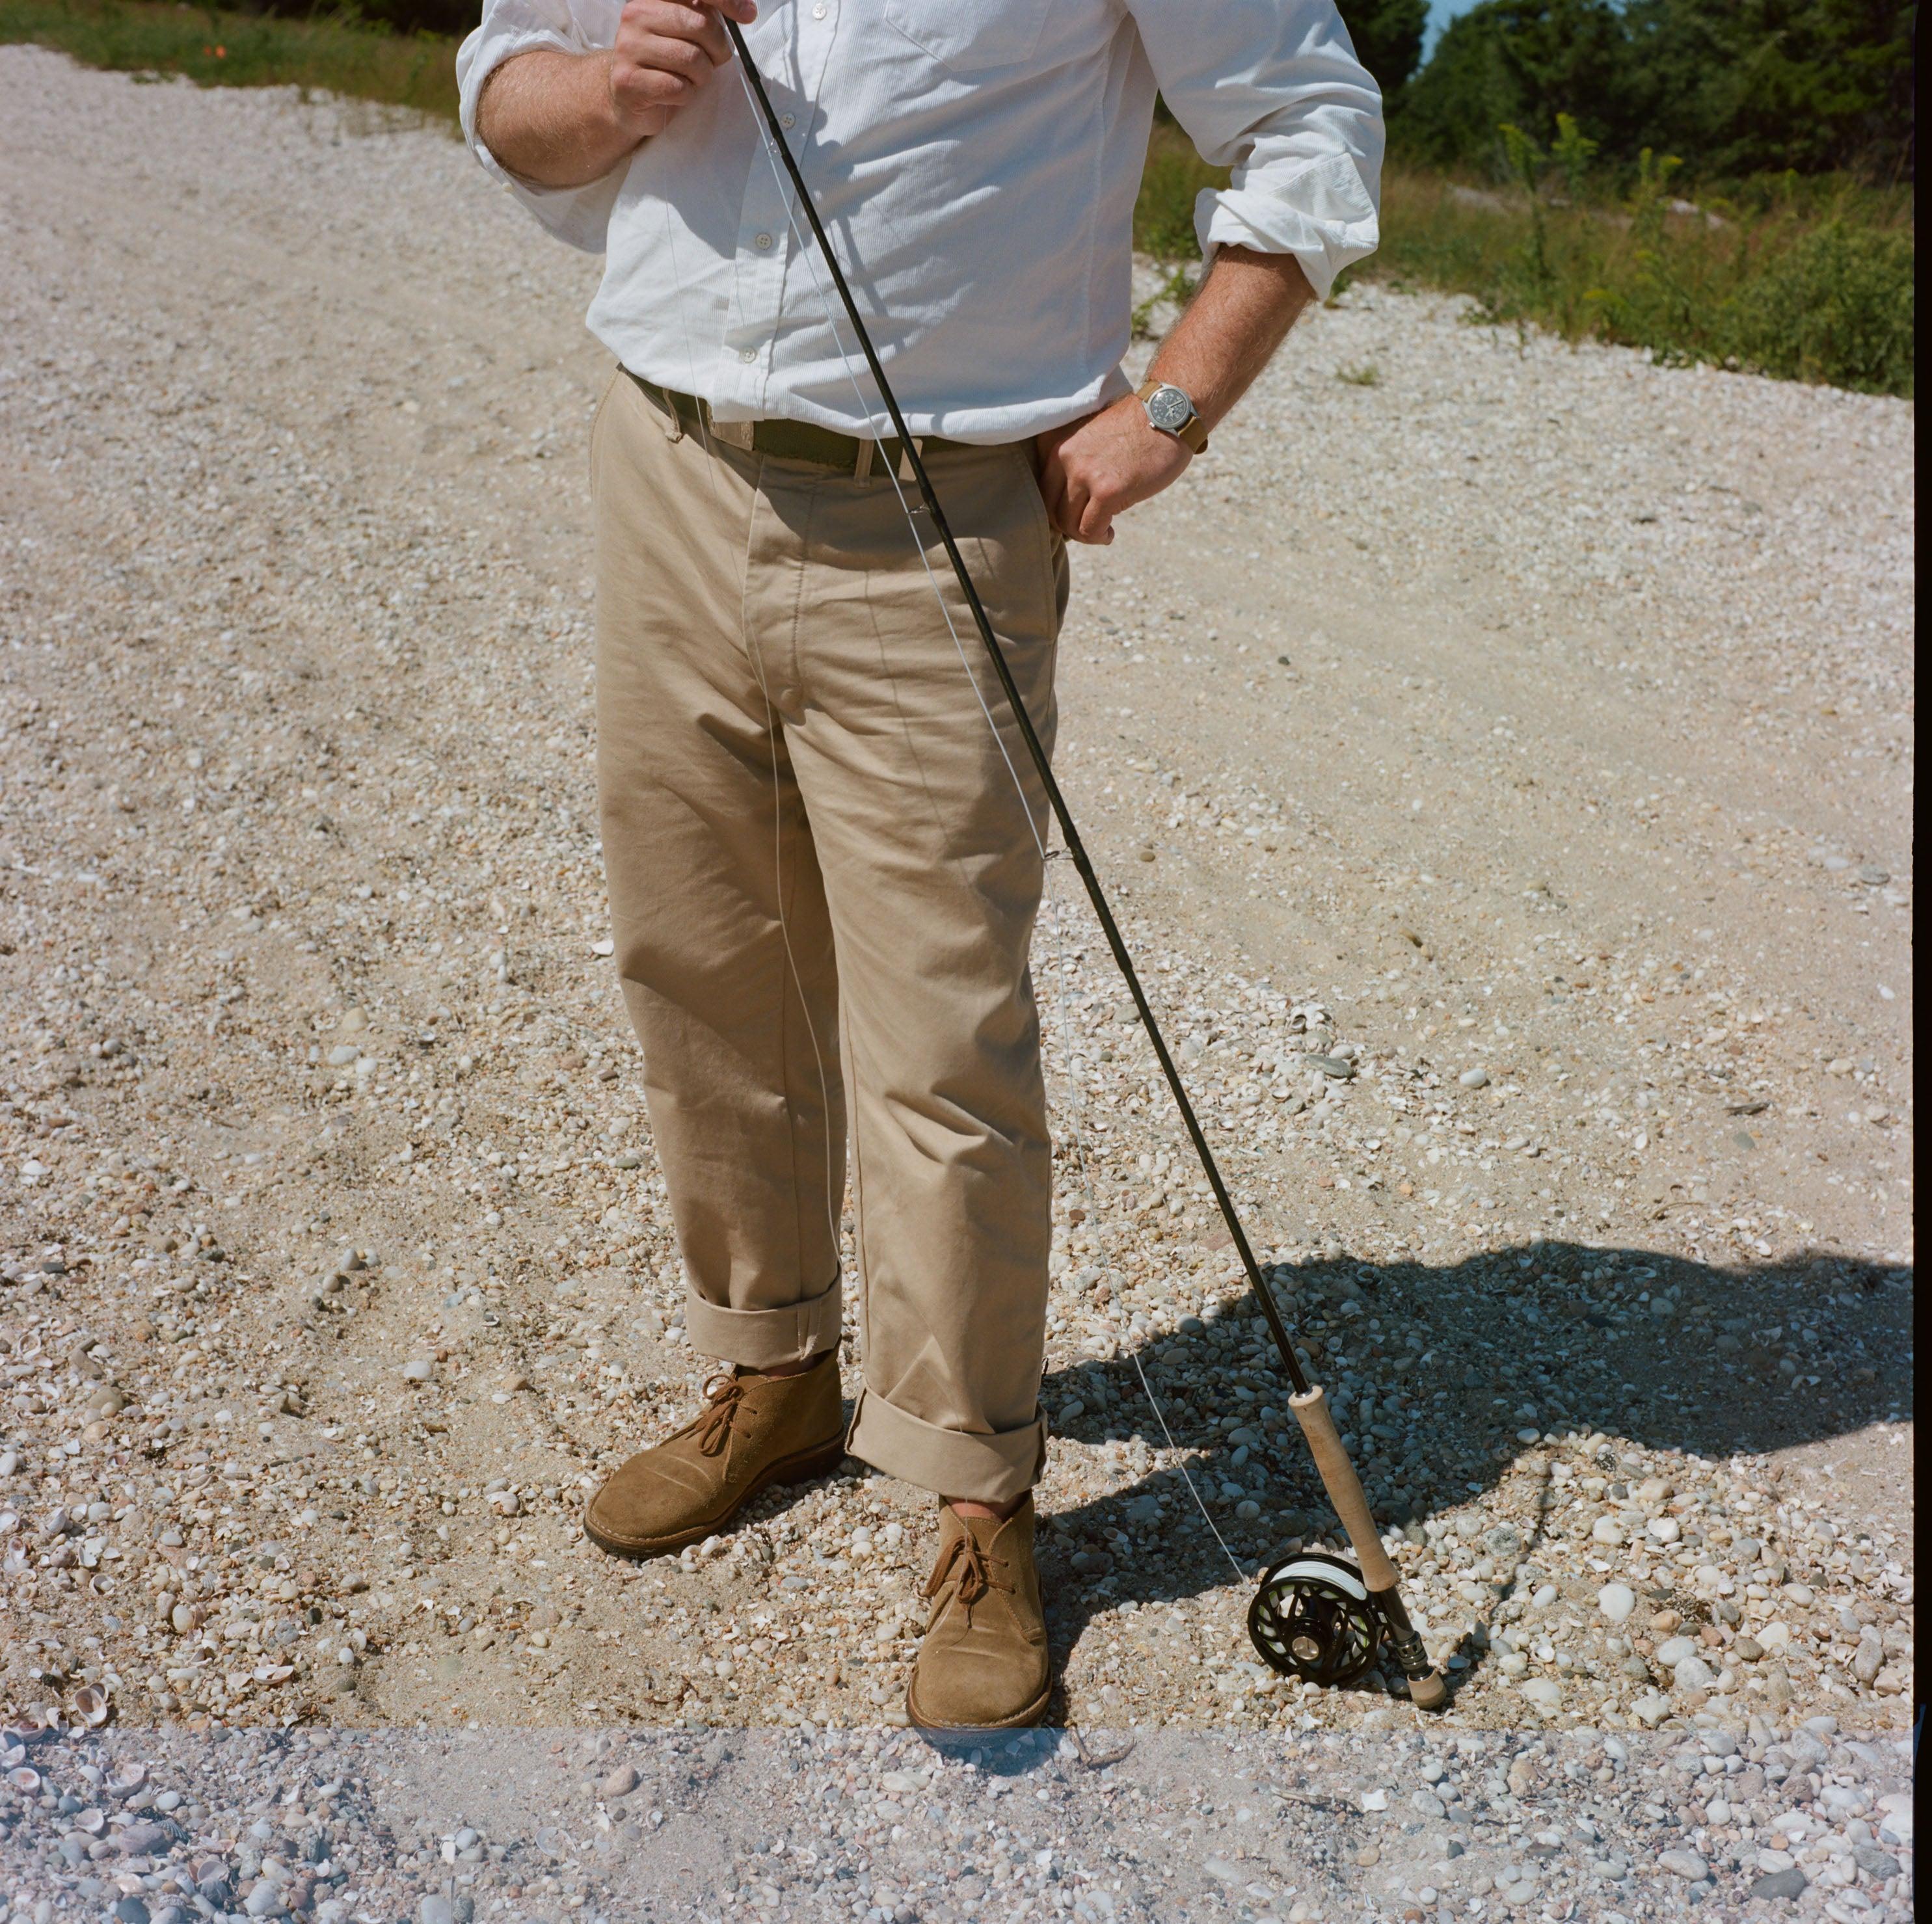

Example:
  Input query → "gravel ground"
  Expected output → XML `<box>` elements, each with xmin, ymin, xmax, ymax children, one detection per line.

<box><xmin>0</xmin><ymin>1719</ymin><xmax>1917</xmax><ymax>1922</ymax></box>
<box><xmin>0</xmin><ymin>45</ymin><xmax>1916</xmax><ymax>1923</ymax></box>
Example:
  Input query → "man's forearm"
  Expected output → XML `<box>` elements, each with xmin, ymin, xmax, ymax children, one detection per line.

<box><xmin>1148</xmin><ymin>245</ymin><xmax>1316</xmax><ymax>430</ymax></box>
<box><xmin>477</xmin><ymin>49</ymin><xmax>639</xmax><ymax>189</ymax></box>
<box><xmin>1036</xmin><ymin>244</ymin><xmax>1317</xmax><ymax>543</ymax></box>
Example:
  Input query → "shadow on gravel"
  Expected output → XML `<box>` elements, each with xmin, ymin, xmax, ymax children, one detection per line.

<box><xmin>909</xmin><ymin>1724</ymin><xmax>1074</xmax><ymax>1774</ymax></box>
<box><xmin>1032</xmin><ymin>1240</ymin><xmax>1913</xmax><ymax>1663</ymax></box>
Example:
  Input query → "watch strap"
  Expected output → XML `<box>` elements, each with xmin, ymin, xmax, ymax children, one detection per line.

<box><xmin>1136</xmin><ymin>377</ymin><xmax>1209</xmax><ymax>453</ymax></box>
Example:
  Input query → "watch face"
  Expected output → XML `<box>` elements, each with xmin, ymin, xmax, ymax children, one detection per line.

<box><xmin>1146</xmin><ymin>385</ymin><xmax>1193</xmax><ymax>432</ymax></box>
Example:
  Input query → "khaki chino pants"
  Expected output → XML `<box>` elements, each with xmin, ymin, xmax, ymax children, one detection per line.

<box><xmin>592</xmin><ymin>371</ymin><xmax>1069</xmax><ymax>1503</ymax></box>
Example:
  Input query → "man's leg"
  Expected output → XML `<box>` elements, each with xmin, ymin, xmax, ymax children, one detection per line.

<box><xmin>766</xmin><ymin>439</ymin><xmax>1069</xmax><ymax>1723</ymax></box>
<box><xmin>583</xmin><ymin>375</ymin><xmax>848</xmax><ymax>1556</ymax></box>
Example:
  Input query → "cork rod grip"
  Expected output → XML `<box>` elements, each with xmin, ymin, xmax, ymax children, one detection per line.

<box><xmin>1289</xmin><ymin>1385</ymin><xmax>1399</xmax><ymax>1592</ymax></box>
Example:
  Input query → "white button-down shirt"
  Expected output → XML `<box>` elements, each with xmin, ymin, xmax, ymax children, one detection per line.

<box><xmin>457</xmin><ymin>0</ymin><xmax>1381</xmax><ymax>441</ymax></box>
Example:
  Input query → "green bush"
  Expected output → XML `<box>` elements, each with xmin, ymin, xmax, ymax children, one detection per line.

<box><xmin>1719</xmin><ymin>220</ymin><xmax>1915</xmax><ymax>392</ymax></box>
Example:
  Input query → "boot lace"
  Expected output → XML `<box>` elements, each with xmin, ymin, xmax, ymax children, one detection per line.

<box><xmin>925</xmin><ymin>1529</ymin><xmax>1012</xmax><ymax>1621</ymax></box>
<box><xmin>690</xmin><ymin>1374</ymin><xmax>747</xmax><ymax>1458</ymax></box>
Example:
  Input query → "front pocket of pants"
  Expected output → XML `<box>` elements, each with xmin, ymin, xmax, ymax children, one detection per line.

<box><xmin>588</xmin><ymin>364</ymin><xmax>623</xmax><ymax>494</ymax></box>
<box><xmin>1014</xmin><ymin>444</ymin><xmax>1065</xmax><ymax>634</ymax></box>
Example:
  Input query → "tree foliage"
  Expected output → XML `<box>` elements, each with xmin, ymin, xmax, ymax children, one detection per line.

<box><xmin>1396</xmin><ymin>0</ymin><xmax>1916</xmax><ymax>180</ymax></box>
<box><xmin>279</xmin><ymin>0</ymin><xmax>481</xmax><ymax>33</ymax></box>
<box><xmin>1335</xmin><ymin>0</ymin><xmax>1430</xmax><ymax>101</ymax></box>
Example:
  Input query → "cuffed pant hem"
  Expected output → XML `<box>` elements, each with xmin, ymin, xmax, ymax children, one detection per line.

<box><xmin>682</xmin><ymin>1277</ymin><xmax>844</xmax><ymax>1370</ymax></box>
<box><xmin>845</xmin><ymin>1384</ymin><xmax>1045</xmax><ymax>1504</ymax></box>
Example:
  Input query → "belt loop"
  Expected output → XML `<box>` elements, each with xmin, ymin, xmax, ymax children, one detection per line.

<box><xmin>896</xmin><ymin>436</ymin><xmax>922</xmax><ymax>483</ymax></box>
<box><xmin>852</xmin><ymin>438</ymin><xmax>875</xmax><ymax>482</ymax></box>
<box><xmin>662</xmin><ymin>390</ymin><xmax>686</xmax><ymax>444</ymax></box>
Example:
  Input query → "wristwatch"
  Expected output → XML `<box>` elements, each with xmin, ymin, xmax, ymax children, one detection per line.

<box><xmin>1136</xmin><ymin>378</ymin><xmax>1209</xmax><ymax>453</ymax></box>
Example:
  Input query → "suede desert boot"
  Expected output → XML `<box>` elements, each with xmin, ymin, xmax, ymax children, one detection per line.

<box><xmin>906</xmin><ymin>1497</ymin><xmax>1052</xmax><ymax>1730</ymax></box>
<box><xmin>584</xmin><ymin>1353</ymin><xmax>844</xmax><ymax>1558</ymax></box>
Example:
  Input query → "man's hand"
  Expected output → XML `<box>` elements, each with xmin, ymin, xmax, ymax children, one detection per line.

<box><xmin>1034</xmin><ymin>248</ymin><xmax>1317</xmax><ymax>545</ymax></box>
<box><xmin>477</xmin><ymin>0</ymin><xmax>756</xmax><ymax>189</ymax></box>
<box><xmin>1036</xmin><ymin>397</ymin><xmax>1192</xmax><ymax>546</ymax></box>
<box><xmin>608</xmin><ymin>0</ymin><xmax>756</xmax><ymax>141</ymax></box>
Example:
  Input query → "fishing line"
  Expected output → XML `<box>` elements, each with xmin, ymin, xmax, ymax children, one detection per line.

<box><xmin>719</xmin><ymin>42</ymin><xmax>1293</xmax><ymax>1396</ymax></box>
<box><xmin>1036</xmin><ymin>874</ymin><xmax>1254</xmax><ymax>1586</ymax></box>
<box><xmin>726</xmin><ymin>55</ymin><xmax>1252</xmax><ymax>1578</ymax></box>
<box><xmin>654</xmin><ymin>210</ymin><xmax>848</xmax><ymax>1324</ymax></box>
<box><xmin>746</xmin><ymin>535</ymin><xmax>848</xmax><ymax>1295</ymax></box>
<box><xmin>712</xmin><ymin>23</ymin><xmax>1447</xmax><ymax>1707</ymax></box>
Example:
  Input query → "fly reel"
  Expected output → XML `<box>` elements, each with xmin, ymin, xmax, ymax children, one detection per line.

<box><xmin>1247</xmin><ymin>1551</ymin><xmax>1385</xmax><ymax>1689</ymax></box>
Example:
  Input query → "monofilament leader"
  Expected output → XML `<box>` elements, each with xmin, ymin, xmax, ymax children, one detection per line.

<box><xmin>457</xmin><ymin>0</ymin><xmax>1383</xmax><ymax>1730</ymax></box>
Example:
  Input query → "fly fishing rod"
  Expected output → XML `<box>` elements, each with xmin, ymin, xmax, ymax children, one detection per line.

<box><xmin>724</xmin><ymin>21</ymin><xmax>1445</xmax><ymax>1712</ymax></box>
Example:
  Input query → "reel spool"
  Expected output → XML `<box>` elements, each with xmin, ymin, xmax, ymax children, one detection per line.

<box><xmin>1247</xmin><ymin>1551</ymin><xmax>1384</xmax><ymax>1689</ymax></box>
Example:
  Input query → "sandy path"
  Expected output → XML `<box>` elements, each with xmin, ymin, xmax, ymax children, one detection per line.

<box><xmin>0</xmin><ymin>40</ymin><xmax>1912</xmax><ymax>1785</ymax></box>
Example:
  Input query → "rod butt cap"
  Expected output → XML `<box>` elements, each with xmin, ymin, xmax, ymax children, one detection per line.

<box><xmin>1408</xmin><ymin>1668</ymin><xmax>1449</xmax><ymax>1713</ymax></box>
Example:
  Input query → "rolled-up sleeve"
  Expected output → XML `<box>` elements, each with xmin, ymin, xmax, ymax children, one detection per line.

<box><xmin>1129</xmin><ymin>0</ymin><xmax>1382</xmax><ymax>297</ymax></box>
<box><xmin>456</xmin><ymin>0</ymin><xmax>626</xmax><ymax>254</ymax></box>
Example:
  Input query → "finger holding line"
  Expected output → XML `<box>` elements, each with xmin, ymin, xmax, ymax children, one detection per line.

<box><xmin>610</xmin><ymin>0</ymin><xmax>757</xmax><ymax>130</ymax></box>
<box><xmin>618</xmin><ymin>0</ymin><xmax>754</xmax><ymax>70</ymax></box>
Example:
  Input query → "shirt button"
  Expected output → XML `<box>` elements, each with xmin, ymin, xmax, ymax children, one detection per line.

<box><xmin>811</xmin><ymin>3</ymin><xmax>826</xmax><ymax>16</ymax></box>
<box><xmin>780</xmin><ymin>113</ymin><xmax>796</xmax><ymax>129</ymax></box>
<box><xmin>755</xmin><ymin>232</ymin><xmax>773</xmax><ymax>250</ymax></box>
<box><xmin>740</xmin><ymin>349</ymin><xmax>757</xmax><ymax>364</ymax></box>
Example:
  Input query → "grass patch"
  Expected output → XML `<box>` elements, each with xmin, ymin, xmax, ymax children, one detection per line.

<box><xmin>0</xmin><ymin>0</ymin><xmax>461</xmax><ymax>121</ymax></box>
<box><xmin>1134</xmin><ymin>122</ymin><xmax>1914</xmax><ymax>397</ymax></box>
<box><xmin>1372</xmin><ymin>166</ymin><xmax>1914</xmax><ymax>398</ymax></box>
<box><xmin>1133</xmin><ymin>122</ymin><xmax>1224</xmax><ymax>261</ymax></box>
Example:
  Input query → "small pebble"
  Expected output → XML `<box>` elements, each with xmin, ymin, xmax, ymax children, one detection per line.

<box><xmin>1672</xmin><ymin>1655</ymin><xmax>1715</xmax><ymax>1693</ymax></box>
<box><xmin>1596</xmin><ymin>1582</ymin><xmax>1636</xmax><ymax>1623</ymax></box>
